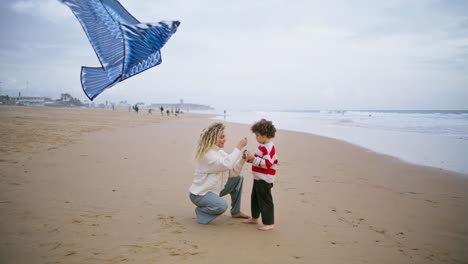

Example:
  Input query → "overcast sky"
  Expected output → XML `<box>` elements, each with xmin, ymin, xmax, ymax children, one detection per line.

<box><xmin>1</xmin><ymin>0</ymin><xmax>467</xmax><ymax>111</ymax></box>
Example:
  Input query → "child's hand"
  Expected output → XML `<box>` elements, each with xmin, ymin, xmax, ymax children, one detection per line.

<box><xmin>246</xmin><ymin>152</ymin><xmax>255</xmax><ymax>163</ymax></box>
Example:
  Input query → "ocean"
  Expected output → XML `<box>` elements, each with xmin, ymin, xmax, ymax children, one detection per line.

<box><xmin>204</xmin><ymin>110</ymin><xmax>468</xmax><ymax>175</ymax></box>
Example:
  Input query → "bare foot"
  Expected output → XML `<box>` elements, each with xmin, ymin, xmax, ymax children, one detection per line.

<box><xmin>231</xmin><ymin>211</ymin><xmax>250</xmax><ymax>219</ymax></box>
<box><xmin>258</xmin><ymin>225</ymin><xmax>274</xmax><ymax>231</ymax></box>
<box><xmin>242</xmin><ymin>218</ymin><xmax>259</xmax><ymax>224</ymax></box>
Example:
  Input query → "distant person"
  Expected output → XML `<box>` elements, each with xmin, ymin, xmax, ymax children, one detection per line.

<box><xmin>148</xmin><ymin>108</ymin><xmax>152</xmax><ymax>114</ymax></box>
<box><xmin>160</xmin><ymin>106</ymin><xmax>164</xmax><ymax>116</ymax></box>
<box><xmin>243</xmin><ymin>119</ymin><xmax>278</xmax><ymax>231</ymax></box>
<box><xmin>189</xmin><ymin>122</ymin><xmax>250</xmax><ymax>224</ymax></box>
<box><xmin>224</xmin><ymin>110</ymin><xmax>226</xmax><ymax>121</ymax></box>
<box><xmin>166</xmin><ymin>109</ymin><xmax>170</xmax><ymax>116</ymax></box>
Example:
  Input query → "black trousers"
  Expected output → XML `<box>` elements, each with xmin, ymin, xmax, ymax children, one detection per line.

<box><xmin>251</xmin><ymin>179</ymin><xmax>274</xmax><ymax>225</ymax></box>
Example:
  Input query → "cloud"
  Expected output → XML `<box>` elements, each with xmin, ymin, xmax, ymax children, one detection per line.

<box><xmin>10</xmin><ymin>0</ymin><xmax>72</xmax><ymax>23</ymax></box>
<box><xmin>2</xmin><ymin>0</ymin><xmax>468</xmax><ymax>109</ymax></box>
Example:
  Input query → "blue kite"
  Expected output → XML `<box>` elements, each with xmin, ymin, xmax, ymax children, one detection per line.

<box><xmin>60</xmin><ymin>0</ymin><xmax>180</xmax><ymax>100</ymax></box>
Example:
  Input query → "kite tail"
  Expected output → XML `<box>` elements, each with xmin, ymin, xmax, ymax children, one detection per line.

<box><xmin>81</xmin><ymin>67</ymin><xmax>120</xmax><ymax>101</ymax></box>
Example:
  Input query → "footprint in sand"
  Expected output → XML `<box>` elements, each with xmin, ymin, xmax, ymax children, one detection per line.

<box><xmin>312</xmin><ymin>176</ymin><xmax>321</xmax><ymax>182</ymax></box>
<box><xmin>70</xmin><ymin>212</ymin><xmax>114</xmax><ymax>230</ymax></box>
<box><xmin>395</xmin><ymin>231</ymin><xmax>406</xmax><ymax>239</ymax></box>
<box><xmin>374</xmin><ymin>228</ymin><xmax>386</xmax><ymax>235</ymax></box>
<box><xmin>404</xmin><ymin>192</ymin><xmax>439</xmax><ymax>206</ymax></box>
<box><xmin>167</xmin><ymin>240</ymin><xmax>202</xmax><ymax>256</ymax></box>
<box><xmin>121</xmin><ymin>240</ymin><xmax>202</xmax><ymax>257</ymax></box>
<box><xmin>329</xmin><ymin>212</ymin><xmax>415</xmax><ymax>261</ymax></box>
<box><xmin>39</xmin><ymin>241</ymin><xmax>63</xmax><ymax>251</ymax></box>
<box><xmin>80</xmin><ymin>213</ymin><xmax>113</xmax><ymax>219</ymax></box>
<box><xmin>299</xmin><ymin>192</ymin><xmax>317</xmax><ymax>205</ymax></box>
<box><xmin>331</xmin><ymin>207</ymin><xmax>365</xmax><ymax>227</ymax></box>
<box><xmin>47</xmin><ymin>227</ymin><xmax>60</xmax><ymax>233</ymax></box>
<box><xmin>107</xmin><ymin>256</ymin><xmax>129</xmax><ymax>262</ymax></box>
<box><xmin>157</xmin><ymin>214</ymin><xmax>186</xmax><ymax>234</ymax></box>
<box><xmin>64</xmin><ymin>251</ymin><xmax>77</xmax><ymax>256</ymax></box>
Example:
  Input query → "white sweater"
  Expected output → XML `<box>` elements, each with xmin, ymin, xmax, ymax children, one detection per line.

<box><xmin>189</xmin><ymin>146</ymin><xmax>246</xmax><ymax>196</ymax></box>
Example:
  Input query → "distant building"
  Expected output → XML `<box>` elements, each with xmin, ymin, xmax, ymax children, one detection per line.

<box><xmin>12</xmin><ymin>96</ymin><xmax>45</xmax><ymax>106</ymax></box>
<box><xmin>0</xmin><ymin>95</ymin><xmax>14</xmax><ymax>105</ymax></box>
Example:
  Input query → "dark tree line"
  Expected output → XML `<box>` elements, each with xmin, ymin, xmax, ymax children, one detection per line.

<box><xmin>58</xmin><ymin>93</ymin><xmax>84</xmax><ymax>106</ymax></box>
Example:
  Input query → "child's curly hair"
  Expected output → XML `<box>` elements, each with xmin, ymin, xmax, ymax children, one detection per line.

<box><xmin>251</xmin><ymin>119</ymin><xmax>276</xmax><ymax>138</ymax></box>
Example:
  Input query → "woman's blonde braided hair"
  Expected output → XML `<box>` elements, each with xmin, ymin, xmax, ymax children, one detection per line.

<box><xmin>194</xmin><ymin>122</ymin><xmax>225</xmax><ymax>160</ymax></box>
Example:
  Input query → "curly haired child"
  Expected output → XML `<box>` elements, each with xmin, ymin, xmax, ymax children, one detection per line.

<box><xmin>243</xmin><ymin>119</ymin><xmax>278</xmax><ymax>231</ymax></box>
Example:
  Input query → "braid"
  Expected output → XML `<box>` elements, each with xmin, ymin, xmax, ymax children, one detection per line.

<box><xmin>194</xmin><ymin>122</ymin><xmax>225</xmax><ymax>160</ymax></box>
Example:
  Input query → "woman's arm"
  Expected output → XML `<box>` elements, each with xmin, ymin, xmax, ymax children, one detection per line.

<box><xmin>202</xmin><ymin>137</ymin><xmax>247</xmax><ymax>174</ymax></box>
<box><xmin>205</xmin><ymin>148</ymin><xmax>242</xmax><ymax>173</ymax></box>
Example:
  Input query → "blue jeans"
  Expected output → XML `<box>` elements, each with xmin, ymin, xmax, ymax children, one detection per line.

<box><xmin>189</xmin><ymin>176</ymin><xmax>244</xmax><ymax>224</ymax></box>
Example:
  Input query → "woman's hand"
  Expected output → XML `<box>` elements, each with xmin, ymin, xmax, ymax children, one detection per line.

<box><xmin>246</xmin><ymin>152</ymin><xmax>255</xmax><ymax>163</ymax></box>
<box><xmin>236</xmin><ymin>137</ymin><xmax>248</xmax><ymax>150</ymax></box>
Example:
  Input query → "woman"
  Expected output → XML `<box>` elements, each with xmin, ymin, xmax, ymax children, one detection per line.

<box><xmin>189</xmin><ymin>122</ymin><xmax>250</xmax><ymax>224</ymax></box>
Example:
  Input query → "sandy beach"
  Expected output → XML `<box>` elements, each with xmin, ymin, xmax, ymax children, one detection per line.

<box><xmin>1</xmin><ymin>105</ymin><xmax>467</xmax><ymax>264</ymax></box>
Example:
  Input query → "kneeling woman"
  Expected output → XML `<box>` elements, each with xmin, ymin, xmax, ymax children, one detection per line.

<box><xmin>189</xmin><ymin>122</ymin><xmax>250</xmax><ymax>224</ymax></box>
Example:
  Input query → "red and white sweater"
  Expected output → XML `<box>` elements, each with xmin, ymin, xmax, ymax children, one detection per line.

<box><xmin>252</xmin><ymin>142</ymin><xmax>278</xmax><ymax>183</ymax></box>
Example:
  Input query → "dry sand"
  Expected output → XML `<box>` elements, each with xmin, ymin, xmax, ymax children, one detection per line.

<box><xmin>1</xmin><ymin>105</ymin><xmax>467</xmax><ymax>264</ymax></box>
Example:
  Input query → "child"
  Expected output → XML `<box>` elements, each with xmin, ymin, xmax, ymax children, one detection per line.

<box><xmin>243</xmin><ymin>119</ymin><xmax>278</xmax><ymax>231</ymax></box>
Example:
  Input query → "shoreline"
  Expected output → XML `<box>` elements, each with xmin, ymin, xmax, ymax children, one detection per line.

<box><xmin>205</xmin><ymin>111</ymin><xmax>468</xmax><ymax>176</ymax></box>
<box><xmin>1</xmin><ymin>106</ymin><xmax>467</xmax><ymax>263</ymax></box>
<box><xmin>263</xmin><ymin>126</ymin><xmax>468</xmax><ymax>178</ymax></box>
